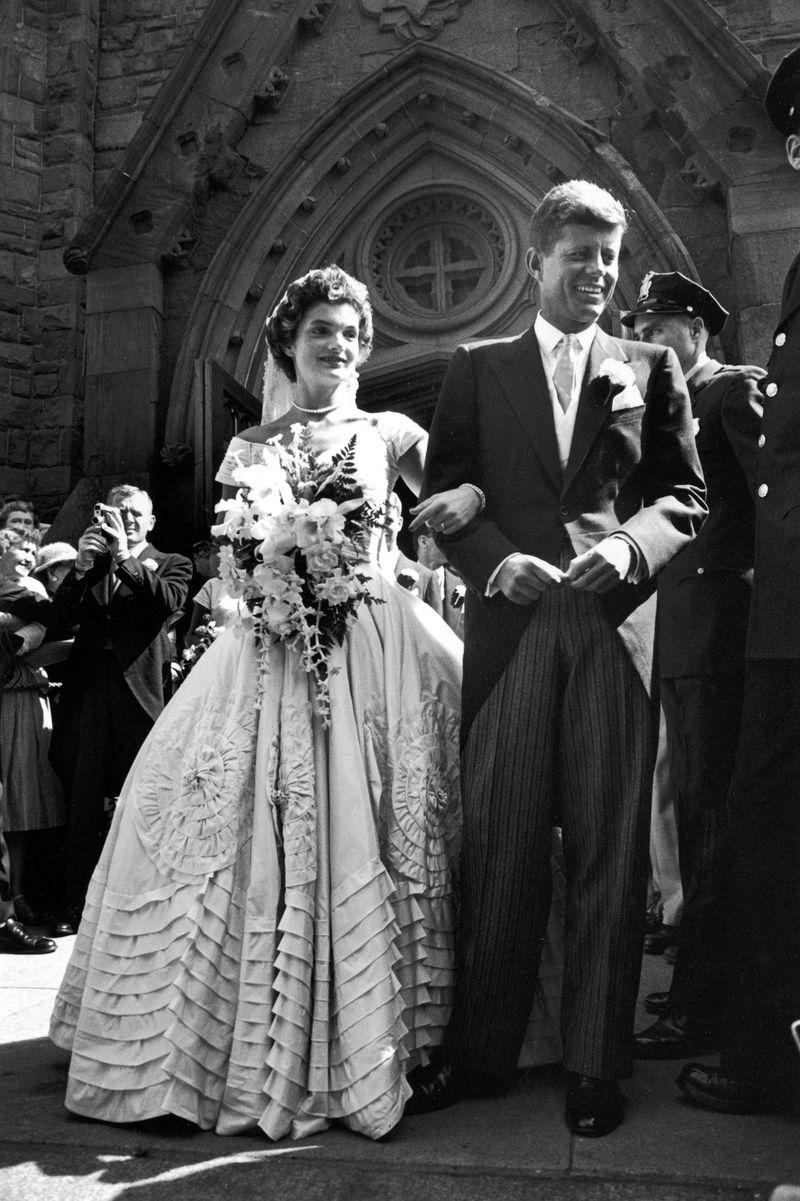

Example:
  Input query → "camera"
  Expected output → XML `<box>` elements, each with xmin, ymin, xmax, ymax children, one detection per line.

<box><xmin>93</xmin><ymin>503</ymin><xmax>116</xmax><ymax>539</ymax></box>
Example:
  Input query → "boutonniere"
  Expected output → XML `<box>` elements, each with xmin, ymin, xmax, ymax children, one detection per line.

<box><xmin>599</xmin><ymin>359</ymin><xmax>636</xmax><ymax>390</ymax></box>
<box><xmin>592</xmin><ymin>359</ymin><xmax>645</xmax><ymax>411</ymax></box>
<box><xmin>142</xmin><ymin>558</ymin><xmax>159</xmax><ymax>572</ymax></box>
<box><xmin>589</xmin><ymin>358</ymin><xmax>636</xmax><ymax>408</ymax></box>
<box><xmin>692</xmin><ymin>418</ymin><xmax>700</xmax><ymax>437</ymax></box>
<box><xmin>450</xmin><ymin>583</ymin><xmax>467</xmax><ymax>610</ymax></box>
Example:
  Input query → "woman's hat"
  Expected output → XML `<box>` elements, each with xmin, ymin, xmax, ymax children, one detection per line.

<box><xmin>32</xmin><ymin>541</ymin><xmax>77</xmax><ymax>575</ymax></box>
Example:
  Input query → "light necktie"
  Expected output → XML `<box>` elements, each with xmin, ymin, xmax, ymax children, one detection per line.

<box><xmin>552</xmin><ymin>334</ymin><xmax>580</xmax><ymax>413</ymax></box>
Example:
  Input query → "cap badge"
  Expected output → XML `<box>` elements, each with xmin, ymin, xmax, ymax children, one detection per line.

<box><xmin>638</xmin><ymin>272</ymin><xmax>654</xmax><ymax>303</ymax></box>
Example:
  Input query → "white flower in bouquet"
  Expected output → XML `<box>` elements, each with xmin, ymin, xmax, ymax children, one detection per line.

<box><xmin>315</xmin><ymin>568</ymin><xmax>363</xmax><ymax>605</ymax></box>
<box><xmin>305</xmin><ymin>543</ymin><xmax>341</xmax><ymax>575</ymax></box>
<box><xmin>211</xmin><ymin>494</ymin><xmax>250</xmax><ymax>540</ymax></box>
<box><xmin>235</xmin><ymin>456</ymin><xmax>293</xmax><ymax>510</ymax></box>
<box><xmin>291</xmin><ymin>498</ymin><xmax>347</xmax><ymax>549</ymax></box>
<box><xmin>254</xmin><ymin>512</ymin><xmax>297</xmax><ymax>559</ymax></box>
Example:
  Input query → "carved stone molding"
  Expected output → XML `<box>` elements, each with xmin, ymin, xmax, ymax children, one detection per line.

<box><xmin>678</xmin><ymin>154</ymin><xmax>721</xmax><ymax>194</ymax></box>
<box><xmin>359</xmin><ymin>0</ymin><xmax>470</xmax><ymax>43</ymax></box>
<box><xmin>253</xmin><ymin>67</ymin><xmax>290</xmax><ymax>119</ymax></box>
<box><xmin>559</xmin><ymin>17</ymin><xmax>598</xmax><ymax>64</ymax></box>
<box><xmin>160</xmin><ymin>442</ymin><xmax>194</xmax><ymax>470</ymax></box>
<box><xmin>299</xmin><ymin>2</ymin><xmax>336</xmax><ymax>35</ymax></box>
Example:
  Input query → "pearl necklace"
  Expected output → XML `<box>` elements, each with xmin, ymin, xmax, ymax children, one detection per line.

<box><xmin>291</xmin><ymin>401</ymin><xmax>340</xmax><ymax>415</ymax></box>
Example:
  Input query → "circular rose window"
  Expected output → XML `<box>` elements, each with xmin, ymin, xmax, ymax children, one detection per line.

<box><xmin>366</xmin><ymin>192</ymin><xmax>509</xmax><ymax>330</ymax></box>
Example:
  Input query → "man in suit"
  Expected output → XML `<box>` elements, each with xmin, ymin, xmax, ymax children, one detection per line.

<box><xmin>620</xmin><ymin>272</ymin><xmax>763</xmax><ymax>1060</ymax></box>
<box><xmin>679</xmin><ymin>46</ymin><xmax>800</xmax><ymax>1115</ymax></box>
<box><xmin>50</xmin><ymin>485</ymin><xmax>192</xmax><ymax>932</ymax></box>
<box><xmin>415</xmin><ymin>529</ymin><xmax>466</xmax><ymax>639</ymax></box>
<box><xmin>409</xmin><ymin>179</ymin><xmax>706</xmax><ymax>1136</ymax></box>
<box><xmin>0</xmin><ymin>802</ymin><xmax>56</xmax><ymax>953</ymax></box>
<box><xmin>381</xmin><ymin>490</ymin><xmax>435</xmax><ymax>598</ymax></box>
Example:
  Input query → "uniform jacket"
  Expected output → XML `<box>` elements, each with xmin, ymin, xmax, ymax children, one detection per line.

<box><xmin>657</xmin><ymin>359</ymin><xmax>764</xmax><ymax>678</ymax></box>
<box><xmin>50</xmin><ymin>543</ymin><xmax>192</xmax><ymax>722</ymax></box>
<box><xmin>747</xmin><ymin>250</ymin><xmax>800</xmax><ymax>660</ymax></box>
<box><xmin>422</xmin><ymin>323</ymin><xmax>707</xmax><ymax>734</ymax></box>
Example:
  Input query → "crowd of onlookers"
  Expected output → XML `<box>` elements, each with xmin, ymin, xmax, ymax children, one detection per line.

<box><xmin>0</xmin><ymin>495</ymin><xmax>202</xmax><ymax>952</ymax></box>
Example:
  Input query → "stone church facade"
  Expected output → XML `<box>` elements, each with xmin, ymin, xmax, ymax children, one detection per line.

<box><xmin>1</xmin><ymin>0</ymin><xmax>797</xmax><ymax>547</ymax></box>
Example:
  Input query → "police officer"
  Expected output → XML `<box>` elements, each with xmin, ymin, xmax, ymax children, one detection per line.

<box><xmin>679</xmin><ymin>46</ymin><xmax>800</xmax><ymax>1115</ymax></box>
<box><xmin>620</xmin><ymin>272</ymin><xmax>763</xmax><ymax>1061</ymax></box>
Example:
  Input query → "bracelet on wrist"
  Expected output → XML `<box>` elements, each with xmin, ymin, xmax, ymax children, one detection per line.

<box><xmin>460</xmin><ymin>482</ymin><xmax>486</xmax><ymax>512</ymax></box>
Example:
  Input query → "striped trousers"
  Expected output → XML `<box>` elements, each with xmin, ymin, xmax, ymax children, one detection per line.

<box><xmin>445</xmin><ymin>584</ymin><xmax>655</xmax><ymax>1080</ymax></box>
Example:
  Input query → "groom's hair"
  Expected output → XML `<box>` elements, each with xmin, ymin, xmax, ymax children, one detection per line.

<box><xmin>266</xmin><ymin>264</ymin><xmax>374</xmax><ymax>382</ymax></box>
<box><xmin>529</xmin><ymin>180</ymin><xmax>628</xmax><ymax>255</ymax></box>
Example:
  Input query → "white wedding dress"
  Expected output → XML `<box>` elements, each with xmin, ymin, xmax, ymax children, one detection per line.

<box><xmin>50</xmin><ymin>411</ymin><xmax>564</xmax><ymax>1141</ymax></box>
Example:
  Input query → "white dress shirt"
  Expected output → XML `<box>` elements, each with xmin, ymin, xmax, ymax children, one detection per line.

<box><xmin>535</xmin><ymin>313</ymin><xmax>597</xmax><ymax>470</ymax></box>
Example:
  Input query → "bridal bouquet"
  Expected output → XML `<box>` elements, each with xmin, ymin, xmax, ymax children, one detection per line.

<box><xmin>211</xmin><ymin>425</ymin><xmax>383</xmax><ymax>722</ymax></box>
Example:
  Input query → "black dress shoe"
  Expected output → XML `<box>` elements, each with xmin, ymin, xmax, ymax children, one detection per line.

<box><xmin>52</xmin><ymin>907</ymin><xmax>81</xmax><ymax>938</ymax></box>
<box><xmin>643</xmin><ymin>989</ymin><xmax>670</xmax><ymax>1015</ymax></box>
<box><xmin>676</xmin><ymin>1062</ymin><xmax>781</xmax><ymax>1115</ymax></box>
<box><xmin>633</xmin><ymin>1017</ymin><xmax>716</xmax><ymax>1060</ymax></box>
<box><xmin>0</xmin><ymin>917</ymin><xmax>56</xmax><ymax>954</ymax></box>
<box><xmin>405</xmin><ymin>1062</ymin><xmax>458</xmax><ymax>1115</ymax></box>
<box><xmin>565</xmin><ymin>1074</ymin><xmax>625</xmax><ymax>1137</ymax></box>
<box><xmin>643</xmin><ymin>923</ymin><xmax>680</xmax><ymax>956</ymax></box>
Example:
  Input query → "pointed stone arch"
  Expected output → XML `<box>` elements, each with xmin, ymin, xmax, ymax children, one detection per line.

<box><xmin>164</xmin><ymin>41</ymin><xmax>698</xmax><ymax>452</ymax></box>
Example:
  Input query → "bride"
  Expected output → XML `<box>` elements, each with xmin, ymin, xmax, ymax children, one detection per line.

<box><xmin>50</xmin><ymin>265</ymin><xmax>485</xmax><ymax>1141</ymax></box>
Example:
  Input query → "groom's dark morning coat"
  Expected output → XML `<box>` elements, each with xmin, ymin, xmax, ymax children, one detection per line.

<box><xmin>421</xmin><ymin>321</ymin><xmax>705</xmax><ymax>1082</ymax></box>
<box><xmin>423</xmin><ymin>324</ymin><xmax>706</xmax><ymax>737</ymax></box>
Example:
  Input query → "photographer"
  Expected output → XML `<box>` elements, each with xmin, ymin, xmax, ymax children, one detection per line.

<box><xmin>48</xmin><ymin>486</ymin><xmax>191</xmax><ymax>934</ymax></box>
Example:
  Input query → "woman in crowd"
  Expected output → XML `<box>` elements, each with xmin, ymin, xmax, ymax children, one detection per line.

<box><xmin>0</xmin><ymin>528</ymin><xmax>65</xmax><ymax>924</ymax></box>
<box><xmin>0</xmin><ymin>497</ymin><xmax>38</xmax><ymax>538</ymax></box>
<box><xmin>50</xmin><ymin>265</ymin><xmax>484</xmax><ymax>1141</ymax></box>
<box><xmin>184</xmin><ymin>537</ymin><xmax>247</xmax><ymax>646</ymax></box>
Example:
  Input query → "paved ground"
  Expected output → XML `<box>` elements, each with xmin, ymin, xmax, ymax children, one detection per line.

<box><xmin>1</xmin><ymin>940</ymin><xmax>799</xmax><ymax>1201</ymax></box>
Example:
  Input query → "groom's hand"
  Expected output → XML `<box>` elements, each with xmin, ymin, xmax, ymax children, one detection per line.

<box><xmin>565</xmin><ymin>540</ymin><xmax>632</xmax><ymax>593</ymax></box>
<box><xmin>494</xmin><ymin>553</ymin><xmax>566</xmax><ymax>604</ymax></box>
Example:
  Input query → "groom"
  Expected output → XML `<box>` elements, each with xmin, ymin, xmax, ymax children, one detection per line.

<box><xmin>412</xmin><ymin>180</ymin><xmax>706</xmax><ymax>1136</ymax></box>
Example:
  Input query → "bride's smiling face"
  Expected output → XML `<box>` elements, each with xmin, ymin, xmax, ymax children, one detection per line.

<box><xmin>287</xmin><ymin>302</ymin><xmax>362</xmax><ymax>401</ymax></box>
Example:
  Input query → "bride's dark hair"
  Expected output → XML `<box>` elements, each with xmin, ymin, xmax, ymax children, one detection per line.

<box><xmin>266</xmin><ymin>264</ymin><xmax>374</xmax><ymax>382</ymax></box>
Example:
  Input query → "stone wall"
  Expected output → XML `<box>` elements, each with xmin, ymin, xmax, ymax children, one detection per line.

<box><xmin>0</xmin><ymin>1</ymin><xmax>47</xmax><ymax>504</ymax></box>
<box><xmin>0</xmin><ymin>0</ymin><xmax>212</xmax><ymax>516</ymax></box>
<box><xmin>709</xmin><ymin>0</ymin><xmax>799</xmax><ymax>67</ymax></box>
<box><xmin>95</xmin><ymin>0</ymin><xmax>212</xmax><ymax>192</ymax></box>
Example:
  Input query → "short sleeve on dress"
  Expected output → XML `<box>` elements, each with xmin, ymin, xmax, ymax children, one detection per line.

<box><xmin>375</xmin><ymin>411</ymin><xmax>426</xmax><ymax>477</ymax></box>
<box><xmin>192</xmin><ymin>578</ymin><xmax>215</xmax><ymax>610</ymax></box>
<box><xmin>216</xmin><ymin>436</ymin><xmax>255</xmax><ymax>486</ymax></box>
